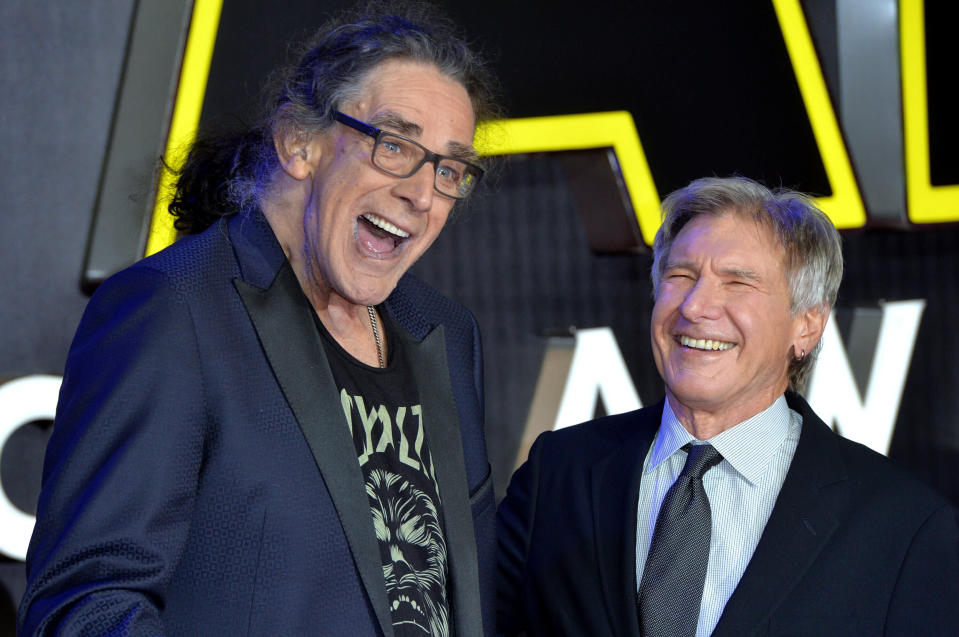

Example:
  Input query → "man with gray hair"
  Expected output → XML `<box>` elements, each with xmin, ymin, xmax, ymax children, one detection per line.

<box><xmin>497</xmin><ymin>176</ymin><xmax>959</xmax><ymax>636</ymax></box>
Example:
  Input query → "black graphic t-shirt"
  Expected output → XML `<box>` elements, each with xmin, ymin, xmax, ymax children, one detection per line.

<box><xmin>317</xmin><ymin>310</ymin><xmax>451</xmax><ymax>637</ymax></box>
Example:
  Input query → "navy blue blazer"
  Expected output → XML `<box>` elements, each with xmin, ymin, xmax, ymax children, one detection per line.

<box><xmin>498</xmin><ymin>393</ymin><xmax>959</xmax><ymax>636</ymax></box>
<box><xmin>20</xmin><ymin>209</ymin><xmax>494</xmax><ymax>636</ymax></box>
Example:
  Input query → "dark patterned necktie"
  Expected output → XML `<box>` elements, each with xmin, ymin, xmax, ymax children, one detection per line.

<box><xmin>637</xmin><ymin>443</ymin><xmax>724</xmax><ymax>637</ymax></box>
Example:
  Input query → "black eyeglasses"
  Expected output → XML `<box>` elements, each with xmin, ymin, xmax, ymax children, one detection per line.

<box><xmin>332</xmin><ymin>110</ymin><xmax>484</xmax><ymax>199</ymax></box>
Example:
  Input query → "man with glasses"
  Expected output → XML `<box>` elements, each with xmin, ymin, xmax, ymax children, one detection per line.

<box><xmin>20</xmin><ymin>6</ymin><xmax>499</xmax><ymax>637</ymax></box>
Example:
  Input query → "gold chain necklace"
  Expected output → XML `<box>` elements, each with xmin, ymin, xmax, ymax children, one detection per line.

<box><xmin>366</xmin><ymin>306</ymin><xmax>385</xmax><ymax>368</ymax></box>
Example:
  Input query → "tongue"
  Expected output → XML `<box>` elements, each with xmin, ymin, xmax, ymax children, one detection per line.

<box><xmin>358</xmin><ymin>217</ymin><xmax>397</xmax><ymax>254</ymax></box>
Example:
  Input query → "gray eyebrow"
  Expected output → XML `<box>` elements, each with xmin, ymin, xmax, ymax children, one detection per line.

<box><xmin>446</xmin><ymin>141</ymin><xmax>478</xmax><ymax>163</ymax></box>
<box><xmin>663</xmin><ymin>260</ymin><xmax>763</xmax><ymax>282</ymax></box>
<box><xmin>369</xmin><ymin>111</ymin><xmax>422</xmax><ymax>138</ymax></box>
<box><xmin>370</xmin><ymin>110</ymin><xmax>478</xmax><ymax>162</ymax></box>
<box><xmin>720</xmin><ymin>267</ymin><xmax>762</xmax><ymax>281</ymax></box>
<box><xmin>663</xmin><ymin>259</ymin><xmax>696</xmax><ymax>272</ymax></box>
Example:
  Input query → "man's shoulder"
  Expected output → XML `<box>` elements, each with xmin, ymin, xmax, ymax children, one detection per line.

<box><xmin>387</xmin><ymin>273</ymin><xmax>477</xmax><ymax>340</ymax></box>
<box><xmin>833</xmin><ymin>431</ymin><xmax>953</xmax><ymax>512</ymax></box>
<box><xmin>531</xmin><ymin>403</ymin><xmax>663</xmax><ymax>466</ymax></box>
<box><xmin>139</xmin><ymin>217</ymin><xmax>234</xmax><ymax>272</ymax></box>
<box><xmin>791</xmin><ymin>393</ymin><xmax>954</xmax><ymax>516</ymax></box>
<box><xmin>101</xmin><ymin>217</ymin><xmax>234</xmax><ymax>291</ymax></box>
<box><xmin>391</xmin><ymin>272</ymin><xmax>470</xmax><ymax>317</ymax></box>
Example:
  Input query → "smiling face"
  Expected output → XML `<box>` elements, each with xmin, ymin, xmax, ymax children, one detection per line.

<box><xmin>651</xmin><ymin>212</ymin><xmax>809</xmax><ymax>430</ymax></box>
<box><xmin>293</xmin><ymin>59</ymin><xmax>476</xmax><ymax>307</ymax></box>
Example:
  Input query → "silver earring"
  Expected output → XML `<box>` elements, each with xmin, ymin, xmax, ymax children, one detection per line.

<box><xmin>799</xmin><ymin>348</ymin><xmax>806</xmax><ymax>361</ymax></box>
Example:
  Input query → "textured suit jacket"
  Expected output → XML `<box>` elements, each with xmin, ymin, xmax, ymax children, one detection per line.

<box><xmin>497</xmin><ymin>393</ymin><xmax>959</xmax><ymax>636</ymax></box>
<box><xmin>19</xmin><ymin>209</ymin><xmax>495</xmax><ymax>636</ymax></box>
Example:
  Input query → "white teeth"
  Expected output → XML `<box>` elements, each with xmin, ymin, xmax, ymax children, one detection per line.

<box><xmin>679</xmin><ymin>335</ymin><xmax>734</xmax><ymax>351</ymax></box>
<box><xmin>363</xmin><ymin>213</ymin><xmax>410</xmax><ymax>238</ymax></box>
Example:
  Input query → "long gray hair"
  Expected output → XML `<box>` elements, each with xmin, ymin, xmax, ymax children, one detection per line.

<box><xmin>170</xmin><ymin>2</ymin><xmax>499</xmax><ymax>234</ymax></box>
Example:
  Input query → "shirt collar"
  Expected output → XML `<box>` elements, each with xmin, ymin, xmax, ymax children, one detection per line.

<box><xmin>647</xmin><ymin>399</ymin><xmax>696</xmax><ymax>473</ymax></box>
<box><xmin>648</xmin><ymin>395</ymin><xmax>793</xmax><ymax>486</ymax></box>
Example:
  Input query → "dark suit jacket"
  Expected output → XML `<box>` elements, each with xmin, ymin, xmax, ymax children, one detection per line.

<box><xmin>498</xmin><ymin>393</ymin><xmax>959</xmax><ymax>636</ymax></box>
<box><xmin>19</xmin><ymin>209</ymin><xmax>495</xmax><ymax>636</ymax></box>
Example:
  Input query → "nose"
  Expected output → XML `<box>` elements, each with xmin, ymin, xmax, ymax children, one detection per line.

<box><xmin>392</xmin><ymin>162</ymin><xmax>436</xmax><ymax>212</ymax></box>
<box><xmin>679</xmin><ymin>277</ymin><xmax>723</xmax><ymax>321</ymax></box>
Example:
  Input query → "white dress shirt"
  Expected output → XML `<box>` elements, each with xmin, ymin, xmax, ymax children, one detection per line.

<box><xmin>635</xmin><ymin>394</ymin><xmax>802</xmax><ymax>637</ymax></box>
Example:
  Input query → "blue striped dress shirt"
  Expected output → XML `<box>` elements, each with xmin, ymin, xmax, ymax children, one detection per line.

<box><xmin>635</xmin><ymin>394</ymin><xmax>802</xmax><ymax>637</ymax></box>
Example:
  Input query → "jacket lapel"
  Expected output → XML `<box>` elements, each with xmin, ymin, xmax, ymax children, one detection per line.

<box><xmin>229</xmin><ymin>214</ymin><xmax>395</xmax><ymax>637</ymax></box>
<box><xmin>590</xmin><ymin>404</ymin><xmax>661</xmax><ymax>637</ymax></box>
<box><xmin>712</xmin><ymin>394</ymin><xmax>846</xmax><ymax>637</ymax></box>
<box><xmin>400</xmin><ymin>324</ymin><xmax>483</xmax><ymax>637</ymax></box>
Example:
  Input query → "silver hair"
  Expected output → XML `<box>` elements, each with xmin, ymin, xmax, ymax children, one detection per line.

<box><xmin>650</xmin><ymin>176</ymin><xmax>844</xmax><ymax>391</ymax></box>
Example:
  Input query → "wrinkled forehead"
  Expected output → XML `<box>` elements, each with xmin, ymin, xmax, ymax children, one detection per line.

<box><xmin>674</xmin><ymin>207</ymin><xmax>784</xmax><ymax>252</ymax></box>
<box><xmin>354</xmin><ymin>58</ymin><xmax>474</xmax><ymax>117</ymax></box>
<box><xmin>348</xmin><ymin>59</ymin><xmax>476</xmax><ymax>149</ymax></box>
<box><xmin>662</xmin><ymin>209</ymin><xmax>792</xmax><ymax>289</ymax></box>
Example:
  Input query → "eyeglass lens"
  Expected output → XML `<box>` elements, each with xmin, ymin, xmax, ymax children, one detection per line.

<box><xmin>373</xmin><ymin>133</ymin><xmax>476</xmax><ymax>198</ymax></box>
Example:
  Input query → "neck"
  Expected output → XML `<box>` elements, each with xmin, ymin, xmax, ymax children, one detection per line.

<box><xmin>666</xmin><ymin>389</ymin><xmax>785</xmax><ymax>440</ymax></box>
<box><xmin>260</xmin><ymin>181</ymin><xmax>310</xmax><ymax>290</ymax></box>
<box><xmin>312</xmin><ymin>291</ymin><xmax>387</xmax><ymax>368</ymax></box>
<box><xmin>261</xmin><ymin>193</ymin><xmax>386</xmax><ymax>367</ymax></box>
<box><xmin>319</xmin><ymin>301</ymin><xmax>386</xmax><ymax>368</ymax></box>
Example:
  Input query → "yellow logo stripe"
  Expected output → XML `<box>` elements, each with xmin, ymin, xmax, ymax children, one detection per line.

<box><xmin>900</xmin><ymin>0</ymin><xmax>959</xmax><ymax>224</ymax></box>
<box><xmin>146</xmin><ymin>0</ymin><xmax>875</xmax><ymax>256</ymax></box>
<box><xmin>145</xmin><ymin>0</ymin><xmax>224</xmax><ymax>256</ymax></box>
<box><xmin>476</xmin><ymin>112</ymin><xmax>661</xmax><ymax>244</ymax></box>
<box><xmin>772</xmin><ymin>0</ymin><xmax>866</xmax><ymax>229</ymax></box>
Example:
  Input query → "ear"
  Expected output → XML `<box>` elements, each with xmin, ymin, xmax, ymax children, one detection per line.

<box><xmin>792</xmin><ymin>305</ymin><xmax>829</xmax><ymax>359</ymax></box>
<box><xmin>273</xmin><ymin>125</ymin><xmax>318</xmax><ymax>181</ymax></box>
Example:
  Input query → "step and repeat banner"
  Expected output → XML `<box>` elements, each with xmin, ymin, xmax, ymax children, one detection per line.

<box><xmin>2</xmin><ymin>1</ymin><xmax>957</xmax><ymax>630</ymax></box>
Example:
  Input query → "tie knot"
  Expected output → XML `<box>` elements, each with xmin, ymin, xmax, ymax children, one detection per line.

<box><xmin>679</xmin><ymin>443</ymin><xmax>723</xmax><ymax>479</ymax></box>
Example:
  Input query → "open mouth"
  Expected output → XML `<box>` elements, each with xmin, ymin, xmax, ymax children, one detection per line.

<box><xmin>358</xmin><ymin>212</ymin><xmax>410</xmax><ymax>256</ymax></box>
<box><xmin>677</xmin><ymin>335</ymin><xmax>735</xmax><ymax>351</ymax></box>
